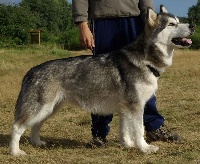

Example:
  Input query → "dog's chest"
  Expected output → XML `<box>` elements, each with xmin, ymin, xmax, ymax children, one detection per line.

<box><xmin>135</xmin><ymin>74</ymin><xmax>158</xmax><ymax>102</ymax></box>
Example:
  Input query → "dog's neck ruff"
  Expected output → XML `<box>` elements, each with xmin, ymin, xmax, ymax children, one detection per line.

<box><xmin>147</xmin><ymin>65</ymin><xmax>160</xmax><ymax>77</ymax></box>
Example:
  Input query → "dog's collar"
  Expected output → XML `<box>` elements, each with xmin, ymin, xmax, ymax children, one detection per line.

<box><xmin>147</xmin><ymin>65</ymin><xmax>160</xmax><ymax>77</ymax></box>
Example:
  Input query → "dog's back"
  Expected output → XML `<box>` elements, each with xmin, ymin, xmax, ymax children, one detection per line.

<box><xmin>15</xmin><ymin>49</ymin><xmax>149</xmax><ymax>121</ymax></box>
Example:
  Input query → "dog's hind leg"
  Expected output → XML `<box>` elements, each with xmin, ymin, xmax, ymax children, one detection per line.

<box><xmin>10</xmin><ymin>123</ymin><xmax>27</xmax><ymax>156</ymax></box>
<box><xmin>30</xmin><ymin>120</ymin><xmax>46</xmax><ymax>146</ymax></box>
<box><xmin>29</xmin><ymin>101</ymin><xmax>60</xmax><ymax>147</ymax></box>
<box><xmin>10</xmin><ymin>108</ymin><xmax>49</xmax><ymax>156</ymax></box>
<box><xmin>10</xmin><ymin>97</ymin><xmax>61</xmax><ymax>155</ymax></box>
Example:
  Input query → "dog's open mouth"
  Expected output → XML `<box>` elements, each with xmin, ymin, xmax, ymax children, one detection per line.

<box><xmin>171</xmin><ymin>37</ymin><xmax>192</xmax><ymax>47</ymax></box>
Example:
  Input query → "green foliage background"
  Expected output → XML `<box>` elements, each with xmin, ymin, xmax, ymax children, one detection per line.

<box><xmin>0</xmin><ymin>0</ymin><xmax>82</xmax><ymax>50</ymax></box>
<box><xmin>0</xmin><ymin>4</ymin><xmax>36</xmax><ymax>47</ymax></box>
<box><xmin>0</xmin><ymin>0</ymin><xmax>200</xmax><ymax>50</ymax></box>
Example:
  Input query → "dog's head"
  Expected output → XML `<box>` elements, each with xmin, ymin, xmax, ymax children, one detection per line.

<box><xmin>146</xmin><ymin>5</ymin><xmax>195</xmax><ymax>49</ymax></box>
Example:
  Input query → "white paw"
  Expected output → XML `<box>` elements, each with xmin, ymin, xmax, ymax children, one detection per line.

<box><xmin>140</xmin><ymin>144</ymin><xmax>159</xmax><ymax>154</ymax></box>
<box><xmin>10</xmin><ymin>149</ymin><xmax>27</xmax><ymax>156</ymax></box>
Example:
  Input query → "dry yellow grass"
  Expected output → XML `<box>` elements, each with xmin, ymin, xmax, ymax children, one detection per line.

<box><xmin>0</xmin><ymin>48</ymin><xmax>199</xmax><ymax>164</ymax></box>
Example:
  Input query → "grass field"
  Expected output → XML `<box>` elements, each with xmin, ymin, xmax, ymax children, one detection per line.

<box><xmin>0</xmin><ymin>47</ymin><xmax>199</xmax><ymax>164</ymax></box>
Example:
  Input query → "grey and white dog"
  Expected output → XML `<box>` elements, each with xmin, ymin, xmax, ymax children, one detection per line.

<box><xmin>10</xmin><ymin>6</ymin><xmax>194</xmax><ymax>156</ymax></box>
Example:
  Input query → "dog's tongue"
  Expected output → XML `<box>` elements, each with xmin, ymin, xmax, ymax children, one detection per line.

<box><xmin>182</xmin><ymin>38</ymin><xmax>192</xmax><ymax>44</ymax></box>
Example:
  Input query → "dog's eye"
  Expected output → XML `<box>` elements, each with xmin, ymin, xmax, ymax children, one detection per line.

<box><xmin>168</xmin><ymin>23</ymin><xmax>176</xmax><ymax>26</ymax></box>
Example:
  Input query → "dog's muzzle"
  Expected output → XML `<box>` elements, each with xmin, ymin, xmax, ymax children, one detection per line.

<box><xmin>171</xmin><ymin>24</ymin><xmax>195</xmax><ymax>47</ymax></box>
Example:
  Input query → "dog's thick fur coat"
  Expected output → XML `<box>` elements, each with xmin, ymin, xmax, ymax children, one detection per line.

<box><xmin>10</xmin><ymin>6</ymin><xmax>194</xmax><ymax>155</ymax></box>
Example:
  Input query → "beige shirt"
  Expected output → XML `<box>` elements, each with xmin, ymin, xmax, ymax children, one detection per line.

<box><xmin>72</xmin><ymin>0</ymin><xmax>154</xmax><ymax>23</ymax></box>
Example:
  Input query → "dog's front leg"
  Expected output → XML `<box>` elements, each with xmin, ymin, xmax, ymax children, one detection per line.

<box><xmin>119</xmin><ymin>109</ymin><xmax>135</xmax><ymax>148</ymax></box>
<box><xmin>129</xmin><ymin>105</ymin><xmax>159</xmax><ymax>154</ymax></box>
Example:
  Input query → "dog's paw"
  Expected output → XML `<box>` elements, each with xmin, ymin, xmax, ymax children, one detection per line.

<box><xmin>10</xmin><ymin>149</ymin><xmax>27</xmax><ymax>156</ymax></box>
<box><xmin>140</xmin><ymin>144</ymin><xmax>159</xmax><ymax>154</ymax></box>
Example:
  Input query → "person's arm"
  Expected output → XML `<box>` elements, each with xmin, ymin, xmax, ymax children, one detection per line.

<box><xmin>72</xmin><ymin>0</ymin><xmax>95</xmax><ymax>50</ymax></box>
<box><xmin>78</xmin><ymin>21</ymin><xmax>95</xmax><ymax>50</ymax></box>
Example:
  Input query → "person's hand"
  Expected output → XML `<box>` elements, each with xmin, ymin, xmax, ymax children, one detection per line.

<box><xmin>78</xmin><ymin>22</ymin><xmax>95</xmax><ymax>50</ymax></box>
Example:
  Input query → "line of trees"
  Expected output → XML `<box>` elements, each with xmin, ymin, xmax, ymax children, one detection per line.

<box><xmin>187</xmin><ymin>0</ymin><xmax>200</xmax><ymax>49</ymax></box>
<box><xmin>0</xmin><ymin>0</ymin><xmax>200</xmax><ymax>49</ymax></box>
<box><xmin>0</xmin><ymin>0</ymin><xmax>81</xmax><ymax>49</ymax></box>
<box><xmin>188</xmin><ymin>0</ymin><xmax>200</xmax><ymax>25</ymax></box>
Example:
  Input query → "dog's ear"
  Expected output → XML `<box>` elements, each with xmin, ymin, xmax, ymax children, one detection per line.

<box><xmin>160</xmin><ymin>5</ymin><xmax>168</xmax><ymax>13</ymax></box>
<box><xmin>147</xmin><ymin>7</ymin><xmax>157</xmax><ymax>27</ymax></box>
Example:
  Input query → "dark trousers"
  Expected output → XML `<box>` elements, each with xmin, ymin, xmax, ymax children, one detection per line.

<box><xmin>91</xmin><ymin>17</ymin><xmax>164</xmax><ymax>139</ymax></box>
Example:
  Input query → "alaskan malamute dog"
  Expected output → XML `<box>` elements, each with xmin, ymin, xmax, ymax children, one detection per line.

<box><xmin>10</xmin><ymin>5</ymin><xmax>194</xmax><ymax>155</ymax></box>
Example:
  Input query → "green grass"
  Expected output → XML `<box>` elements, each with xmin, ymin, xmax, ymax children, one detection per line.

<box><xmin>0</xmin><ymin>48</ymin><xmax>199</xmax><ymax>164</ymax></box>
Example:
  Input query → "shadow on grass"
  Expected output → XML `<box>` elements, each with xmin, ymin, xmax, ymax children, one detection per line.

<box><xmin>39</xmin><ymin>136</ymin><xmax>86</xmax><ymax>149</ymax></box>
<box><xmin>0</xmin><ymin>134</ymin><xmax>10</xmax><ymax>147</ymax></box>
<box><xmin>0</xmin><ymin>134</ymin><xmax>85</xmax><ymax>149</ymax></box>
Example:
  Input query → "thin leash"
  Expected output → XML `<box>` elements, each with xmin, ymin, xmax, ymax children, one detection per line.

<box><xmin>91</xmin><ymin>20</ymin><xmax>95</xmax><ymax>55</ymax></box>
